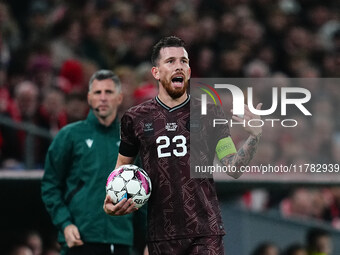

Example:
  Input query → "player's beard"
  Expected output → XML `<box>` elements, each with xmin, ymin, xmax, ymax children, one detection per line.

<box><xmin>160</xmin><ymin>77</ymin><xmax>189</xmax><ymax>99</ymax></box>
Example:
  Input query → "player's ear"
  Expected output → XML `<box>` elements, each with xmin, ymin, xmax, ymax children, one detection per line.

<box><xmin>151</xmin><ymin>66</ymin><xmax>160</xmax><ymax>80</ymax></box>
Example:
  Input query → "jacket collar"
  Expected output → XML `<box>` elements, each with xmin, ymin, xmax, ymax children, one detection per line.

<box><xmin>86</xmin><ymin>110</ymin><xmax>119</xmax><ymax>132</ymax></box>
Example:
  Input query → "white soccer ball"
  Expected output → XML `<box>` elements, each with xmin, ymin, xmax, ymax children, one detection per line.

<box><xmin>106</xmin><ymin>164</ymin><xmax>152</xmax><ymax>208</ymax></box>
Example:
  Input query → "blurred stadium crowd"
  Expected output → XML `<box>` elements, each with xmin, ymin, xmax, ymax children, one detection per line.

<box><xmin>0</xmin><ymin>0</ymin><xmax>339</xmax><ymax>254</ymax></box>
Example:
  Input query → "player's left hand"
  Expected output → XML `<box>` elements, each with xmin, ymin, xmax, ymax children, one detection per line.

<box><xmin>231</xmin><ymin>103</ymin><xmax>263</xmax><ymax>137</ymax></box>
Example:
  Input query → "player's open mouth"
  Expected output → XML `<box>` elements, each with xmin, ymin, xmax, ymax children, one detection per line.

<box><xmin>171</xmin><ymin>76</ymin><xmax>184</xmax><ymax>87</ymax></box>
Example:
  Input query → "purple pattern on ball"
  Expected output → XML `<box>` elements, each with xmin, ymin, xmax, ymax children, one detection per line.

<box><xmin>135</xmin><ymin>170</ymin><xmax>150</xmax><ymax>194</ymax></box>
<box><xmin>106</xmin><ymin>168</ymin><xmax>124</xmax><ymax>186</ymax></box>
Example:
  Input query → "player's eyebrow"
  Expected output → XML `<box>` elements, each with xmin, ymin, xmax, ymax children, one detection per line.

<box><xmin>163</xmin><ymin>56</ymin><xmax>189</xmax><ymax>62</ymax></box>
<box><xmin>164</xmin><ymin>57</ymin><xmax>175</xmax><ymax>62</ymax></box>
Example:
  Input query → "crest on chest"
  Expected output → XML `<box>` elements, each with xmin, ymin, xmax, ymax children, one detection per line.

<box><xmin>165</xmin><ymin>122</ymin><xmax>178</xmax><ymax>132</ymax></box>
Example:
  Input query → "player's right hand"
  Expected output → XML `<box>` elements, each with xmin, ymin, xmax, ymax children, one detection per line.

<box><xmin>64</xmin><ymin>224</ymin><xmax>84</xmax><ymax>248</ymax></box>
<box><xmin>103</xmin><ymin>194</ymin><xmax>138</xmax><ymax>216</ymax></box>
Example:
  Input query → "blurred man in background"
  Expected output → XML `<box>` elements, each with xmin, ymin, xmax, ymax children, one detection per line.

<box><xmin>42</xmin><ymin>70</ymin><xmax>146</xmax><ymax>255</ymax></box>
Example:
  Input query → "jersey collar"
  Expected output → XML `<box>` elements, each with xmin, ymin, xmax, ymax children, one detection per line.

<box><xmin>156</xmin><ymin>94</ymin><xmax>190</xmax><ymax>112</ymax></box>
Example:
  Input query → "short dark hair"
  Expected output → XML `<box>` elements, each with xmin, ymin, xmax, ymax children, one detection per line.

<box><xmin>151</xmin><ymin>36</ymin><xmax>186</xmax><ymax>66</ymax></box>
<box><xmin>88</xmin><ymin>70</ymin><xmax>121</xmax><ymax>92</ymax></box>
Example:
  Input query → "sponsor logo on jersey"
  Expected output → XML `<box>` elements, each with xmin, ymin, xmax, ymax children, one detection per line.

<box><xmin>165</xmin><ymin>122</ymin><xmax>178</xmax><ymax>131</ymax></box>
<box><xmin>143</xmin><ymin>122</ymin><xmax>154</xmax><ymax>136</ymax></box>
<box><xmin>144</xmin><ymin>122</ymin><xmax>154</xmax><ymax>132</ymax></box>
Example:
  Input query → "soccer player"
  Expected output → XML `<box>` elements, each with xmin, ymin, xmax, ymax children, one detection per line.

<box><xmin>103</xmin><ymin>36</ymin><xmax>262</xmax><ymax>254</ymax></box>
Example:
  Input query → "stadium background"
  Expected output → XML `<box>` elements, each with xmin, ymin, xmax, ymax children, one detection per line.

<box><xmin>0</xmin><ymin>0</ymin><xmax>339</xmax><ymax>254</ymax></box>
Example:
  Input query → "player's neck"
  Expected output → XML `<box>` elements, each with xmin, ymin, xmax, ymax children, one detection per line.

<box><xmin>157</xmin><ymin>92</ymin><xmax>188</xmax><ymax>108</ymax></box>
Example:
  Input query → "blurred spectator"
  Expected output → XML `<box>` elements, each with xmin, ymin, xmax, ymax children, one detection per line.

<box><xmin>0</xmin><ymin>1</ymin><xmax>21</xmax><ymax>51</ymax></box>
<box><xmin>132</xmin><ymin>62</ymin><xmax>158</xmax><ymax>105</ymax></box>
<box><xmin>135</xmin><ymin>62</ymin><xmax>156</xmax><ymax>88</ymax></box>
<box><xmin>81</xmin><ymin>15</ymin><xmax>108</xmax><ymax>69</ymax></box>
<box><xmin>318</xmin><ymin>17</ymin><xmax>340</xmax><ymax>51</ymax></box>
<box><xmin>279</xmin><ymin>188</ymin><xmax>330</xmax><ymax>221</ymax></box>
<box><xmin>239</xmin><ymin>18</ymin><xmax>264</xmax><ymax>48</ymax></box>
<box><xmin>121</xmin><ymin>33</ymin><xmax>155</xmax><ymax>67</ymax></box>
<box><xmin>59</xmin><ymin>59</ymin><xmax>85</xmax><ymax>92</ymax></box>
<box><xmin>64</xmin><ymin>91</ymin><xmax>88</xmax><ymax>124</ymax></box>
<box><xmin>114</xmin><ymin>65</ymin><xmax>138</xmax><ymax>115</ymax></box>
<box><xmin>133</xmin><ymin>83</ymin><xmax>158</xmax><ymax>106</ymax></box>
<box><xmin>284</xmin><ymin>243</ymin><xmax>307</xmax><ymax>255</ymax></box>
<box><xmin>322</xmin><ymin>52</ymin><xmax>340</xmax><ymax>77</ymax></box>
<box><xmin>197</xmin><ymin>15</ymin><xmax>219</xmax><ymax>48</ymax></box>
<box><xmin>219</xmin><ymin>50</ymin><xmax>245</xmax><ymax>77</ymax></box>
<box><xmin>27</xmin><ymin>1</ymin><xmax>50</xmax><ymax>44</ymax></box>
<box><xmin>12</xmin><ymin>81</ymin><xmax>40</xmax><ymax>121</ymax></box>
<box><xmin>0</xmin><ymin>67</ymin><xmax>12</xmax><ymax>114</ymax></box>
<box><xmin>251</xmin><ymin>242</ymin><xmax>280</xmax><ymax>255</ymax></box>
<box><xmin>103</xmin><ymin>26</ymin><xmax>127</xmax><ymax>69</ymax></box>
<box><xmin>81</xmin><ymin>60</ymin><xmax>99</xmax><ymax>92</ymax></box>
<box><xmin>1</xmin><ymin>80</ymin><xmax>40</xmax><ymax>168</ymax></box>
<box><xmin>256</xmin><ymin>45</ymin><xmax>277</xmax><ymax>71</ymax></box>
<box><xmin>191</xmin><ymin>47</ymin><xmax>216</xmax><ymax>77</ymax></box>
<box><xmin>306</xmin><ymin>228</ymin><xmax>332</xmax><ymax>255</ymax></box>
<box><xmin>8</xmin><ymin>244</ymin><xmax>33</xmax><ymax>255</ymax></box>
<box><xmin>297</xmin><ymin>65</ymin><xmax>321</xmax><ymax>78</ymax></box>
<box><xmin>280</xmin><ymin>188</ymin><xmax>315</xmax><ymax>220</ymax></box>
<box><xmin>27</xmin><ymin>55</ymin><xmax>54</xmax><ymax>91</ymax></box>
<box><xmin>23</xmin><ymin>230</ymin><xmax>43</xmax><ymax>255</ymax></box>
<box><xmin>38</xmin><ymin>87</ymin><xmax>67</xmax><ymax>136</ymax></box>
<box><xmin>241</xmin><ymin>188</ymin><xmax>269</xmax><ymax>212</ymax></box>
<box><xmin>323</xmin><ymin>187</ymin><xmax>340</xmax><ymax>229</ymax></box>
<box><xmin>244</xmin><ymin>59</ymin><xmax>270</xmax><ymax>77</ymax></box>
<box><xmin>0</xmin><ymin>33</ymin><xmax>11</xmax><ymax>74</ymax></box>
<box><xmin>50</xmin><ymin>17</ymin><xmax>83</xmax><ymax>69</ymax></box>
<box><xmin>284</xmin><ymin>26</ymin><xmax>314</xmax><ymax>58</ymax></box>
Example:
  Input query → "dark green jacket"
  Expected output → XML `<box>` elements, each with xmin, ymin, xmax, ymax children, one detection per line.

<box><xmin>41</xmin><ymin>110</ymin><xmax>138</xmax><ymax>245</ymax></box>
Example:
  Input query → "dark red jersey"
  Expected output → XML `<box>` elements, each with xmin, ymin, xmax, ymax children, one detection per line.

<box><xmin>120</xmin><ymin>95</ymin><xmax>229</xmax><ymax>241</ymax></box>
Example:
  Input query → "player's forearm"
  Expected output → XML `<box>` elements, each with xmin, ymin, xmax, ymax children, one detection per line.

<box><xmin>220</xmin><ymin>133</ymin><xmax>261</xmax><ymax>178</ymax></box>
<box><xmin>115</xmin><ymin>154</ymin><xmax>135</xmax><ymax>169</ymax></box>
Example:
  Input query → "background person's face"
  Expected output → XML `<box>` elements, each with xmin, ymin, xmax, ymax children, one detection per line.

<box><xmin>87</xmin><ymin>78</ymin><xmax>122</xmax><ymax>119</ymax></box>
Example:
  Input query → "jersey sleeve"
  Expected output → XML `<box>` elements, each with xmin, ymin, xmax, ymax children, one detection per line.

<box><xmin>119</xmin><ymin>112</ymin><xmax>140</xmax><ymax>157</ymax></box>
<box><xmin>209</xmin><ymin>104</ymin><xmax>237</xmax><ymax>159</ymax></box>
<box><xmin>209</xmin><ymin>104</ymin><xmax>231</xmax><ymax>140</ymax></box>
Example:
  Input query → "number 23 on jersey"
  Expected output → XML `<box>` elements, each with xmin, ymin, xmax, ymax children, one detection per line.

<box><xmin>156</xmin><ymin>135</ymin><xmax>187</xmax><ymax>158</ymax></box>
